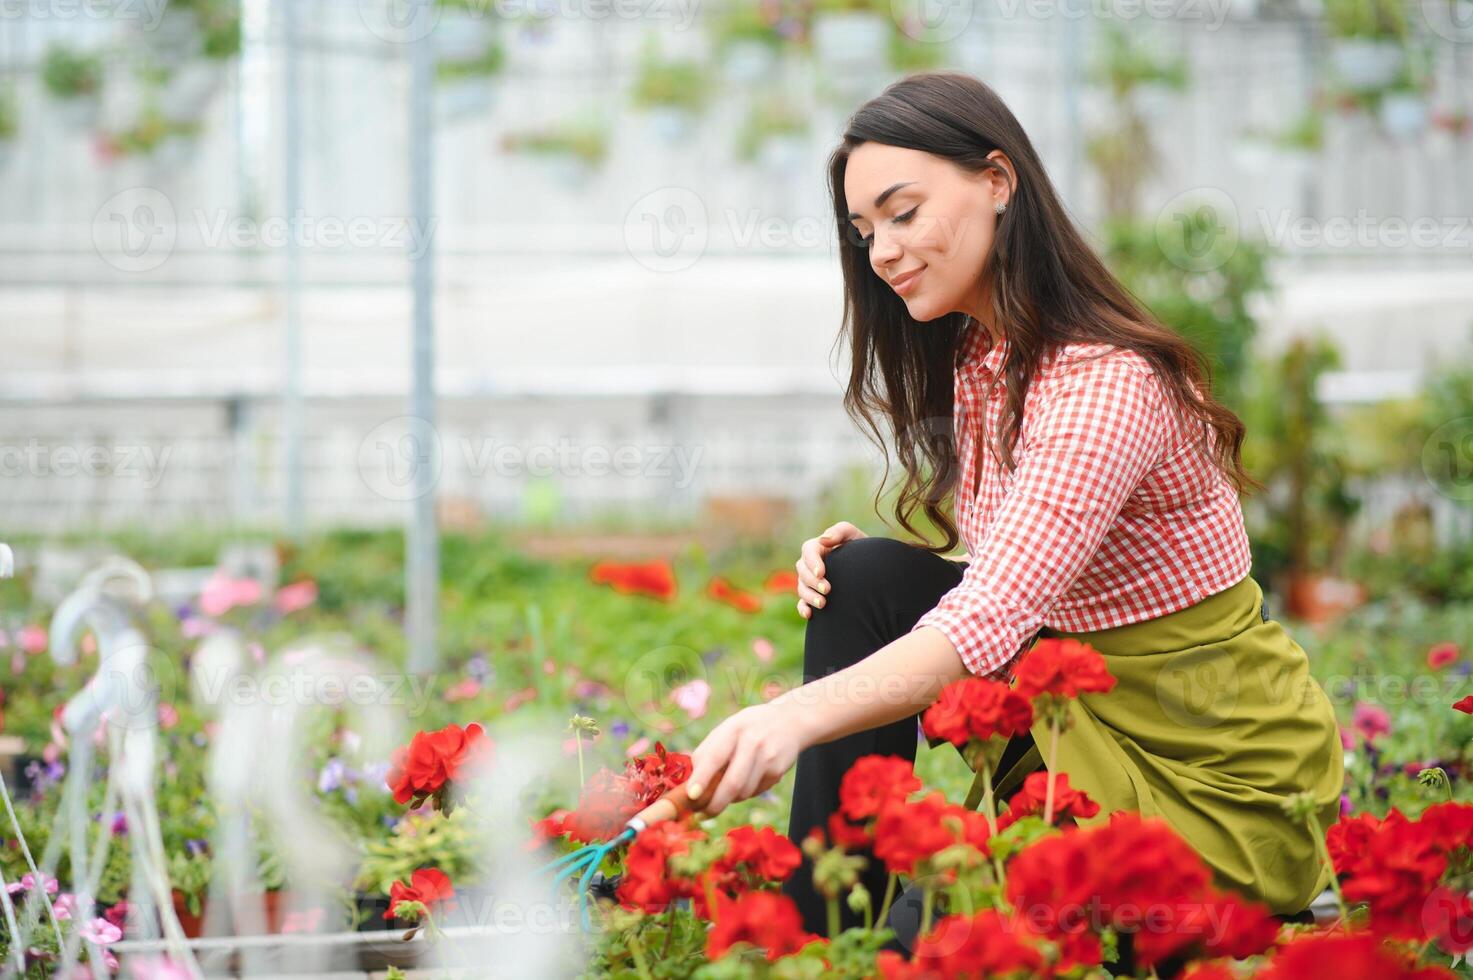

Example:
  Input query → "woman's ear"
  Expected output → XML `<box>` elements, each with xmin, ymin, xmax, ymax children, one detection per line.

<box><xmin>985</xmin><ymin>149</ymin><xmax>1016</xmax><ymax>202</ymax></box>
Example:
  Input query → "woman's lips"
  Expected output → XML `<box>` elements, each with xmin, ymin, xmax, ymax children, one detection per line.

<box><xmin>891</xmin><ymin>267</ymin><xmax>924</xmax><ymax>296</ymax></box>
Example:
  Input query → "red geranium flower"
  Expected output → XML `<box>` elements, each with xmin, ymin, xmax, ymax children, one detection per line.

<box><xmin>921</xmin><ymin>678</ymin><xmax>1034</xmax><ymax>749</ymax></box>
<box><xmin>873</xmin><ymin>791</ymin><xmax>992</xmax><ymax>877</ymax></box>
<box><xmin>1257</xmin><ymin>930</ymin><xmax>1445</xmax><ymax>980</ymax></box>
<box><xmin>1454</xmin><ymin>695</ymin><xmax>1473</xmax><ymax>714</ymax></box>
<box><xmin>589</xmin><ymin>559</ymin><xmax>677</xmax><ymax>601</ymax></box>
<box><xmin>838</xmin><ymin>755</ymin><xmax>921</xmax><ymax>823</ymax></box>
<box><xmin>386</xmin><ymin>868</ymin><xmax>456</xmax><ymax>922</ymax></box>
<box><xmin>386</xmin><ymin>722</ymin><xmax>493</xmax><ymax>807</ymax></box>
<box><xmin>1338</xmin><ymin>812</ymin><xmax>1447</xmax><ymax>940</ymax></box>
<box><xmin>1012</xmin><ymin>638</ymin><xmax>1116</xmax><ymax>702</ymax></box>
<box><xmin>915</xmin><ymin>910</ymin><xmax>1044</xmax><ymax>977</ymax></box>
<box><xmin>706</xmin><ymin>891</ymin><xmax>823</xmax><ymax>963</ymax></box>
<box><xmin>615</xmin><ymin>819</ymin><xmax>705</xmax><ymax>913</ymax></box>
<box><xmin>763</xmin><ymin>570</ymin><xmax>799</xmax><ymax>593</ymax></box>
<box><xmin>558</xmin><ymin>742</ymin><xmax>695</xmax><ymax>844</ymax></box>
<box><xmin>706</xmin><ymin>576</ymin><xmax>763</xmax><ymax>613</ymax></box>
<box><xmin>997</xmin><ymin>771</ymin><xmax>1099</xmax><ymax>830</ymax></box>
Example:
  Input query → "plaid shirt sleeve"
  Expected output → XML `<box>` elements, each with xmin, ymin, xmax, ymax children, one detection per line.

<box><xmin>911</xmin><ymin>351</ymin><xmax>1173</xmax><ymax>679</ymax></box>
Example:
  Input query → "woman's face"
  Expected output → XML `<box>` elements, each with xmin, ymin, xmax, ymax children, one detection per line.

<box><xmin>843</xmin><ymin>142</ymin><xmax>1011</xmax><ymax>323</ymax></box>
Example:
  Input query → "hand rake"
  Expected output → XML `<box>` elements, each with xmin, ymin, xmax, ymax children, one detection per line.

<box><xmin>538</xmin><ymin>766</ymin><xmax>726</xmax><ymax>930</ymax></box>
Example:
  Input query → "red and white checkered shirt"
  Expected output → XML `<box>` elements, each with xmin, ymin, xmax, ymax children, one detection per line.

<box><xmin>910</xmin><ymin>323</ymin><xmax>1253</xmax><ymax>680</ymax></box>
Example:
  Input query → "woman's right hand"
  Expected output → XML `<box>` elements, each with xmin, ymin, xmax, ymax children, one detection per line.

<box><xmin>795</xmin><ymin>521</ymin><xmax>867</xmax><ymax>620</ymax></box>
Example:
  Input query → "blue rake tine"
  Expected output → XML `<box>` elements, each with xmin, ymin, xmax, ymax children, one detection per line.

<box><xmin>576</xmin><ymin>829</ymin><xmax>634</xmax><ymax>930</ymax></box>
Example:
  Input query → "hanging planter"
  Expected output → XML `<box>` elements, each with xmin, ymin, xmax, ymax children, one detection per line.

<box><xmin>40</xmin><ymin>44</ymin><xmax>105</xmax><ymax>128</ymax></box>
<box><xmin>711</xmin><ymin>3</ymin><xmax>794</xmax><ymax>84</ymax></box>
<box><xmin>630</xmin><ymin>38</ymin><xmax>711</xmax><ymax>146</ymax></box>
<box><xmin>96</xmin><ymin>105</ymin><xmax>202</xmax><ymax>165</ymax></box>
<box><xmin>735</xmin><ymin>95</ymin><xmax>809</xmax><ymax>170</ymax></box>
<box><xmin>1328</xmin><ymin>38</ymin><xmax>1406</xmax><ymax>90</ymax></box>
<box><xmin>1378</xmin><ymin>87</ymin><xmax>1429</xmax><ymax>138</ymax></box>
<box><xmin>435</xmin><ymin>38</ymin><xmax>505</xmax><ymax>121</ymax></box>
<box><xmin>500</xmin><ymin>121</ymin><xmax>609</xmax><ymax>188</ymax></box>
<box><xmin>812</xmin><ymin>9</ymin><xmax>889</xmax><ymax>68</ymax></box>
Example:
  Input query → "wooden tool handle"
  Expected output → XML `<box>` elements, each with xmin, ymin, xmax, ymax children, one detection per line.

<box><xmin>629</xmin><ymin>765</ymin><xmax>728</xmax><ymax>827</ymax></box>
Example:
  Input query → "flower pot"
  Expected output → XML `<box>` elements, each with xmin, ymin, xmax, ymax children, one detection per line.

<box><xmin>813</xmin><ymin>12</ymin><xmax>890</xmax><ymax>68</ymax></box>
<box><xmin>722</xmin><ymin>40</ymin><xmax>777</xmax><ymax>85</ymax></box>
<box><xmin>1284</xmin><ymin>573</ymin><xmax>1366</xmax><ymax>625</ymax></box>
<box><xmin>1378</xmin><ymin>90</ymin><xmax>1428</xmax><ymax>138</ymax></box>
<box><xmin>641</xmin><ymin>106</ymin><xmax>697</xmax><ymax>145</ymax></box>
<box><xmin>1328</xmin><ymin>38</ymin><xmax>1405</xmax><ymax>91</ymax></box>
<box><xmin>170</xmin><ymin>888</ymin><xmax>206</xmax><ymax>939</ymax></box>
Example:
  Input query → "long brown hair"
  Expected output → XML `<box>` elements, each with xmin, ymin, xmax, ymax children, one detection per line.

<box><xmin>828</xmin><ymin>70</ymin><xmax>1262</xmax><ymax>554</ymax></box>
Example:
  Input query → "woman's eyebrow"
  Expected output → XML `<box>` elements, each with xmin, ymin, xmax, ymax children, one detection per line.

<box><xmin>847</xmin><ymin>181</ymin><xmax>917</xmax><ymax>220</ymax></box>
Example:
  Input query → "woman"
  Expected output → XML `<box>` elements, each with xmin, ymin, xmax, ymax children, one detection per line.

<box><xmin>683</xmin><ymin>71</ymin><xmax>1344</xmax><ymax>939</ymax></box>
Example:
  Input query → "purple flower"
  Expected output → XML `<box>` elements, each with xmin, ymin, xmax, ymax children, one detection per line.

<box><xmin>110</xmin><ymin>812</ymin><xmax>128</xmax><ymax>836</ymax></box>
<box><xmin>185</xmin><ymin>839</ymin><xmax>209</xmax><ymax>857</ymax></box>
<box><xmin>609</xmin><ymin>720</ymin><xmax>629</xmax><ymax>739</ymax></box>
<box><xmin>317</xmin><ymin>759</ymin><xmax>348</xmax><ymax>795</ymax></box>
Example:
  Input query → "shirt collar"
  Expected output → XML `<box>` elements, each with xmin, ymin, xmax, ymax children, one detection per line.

<box><xmin>956</xmin><ymin>319</ymin><xmax>1008</xmax><ymax>381</ymax></box>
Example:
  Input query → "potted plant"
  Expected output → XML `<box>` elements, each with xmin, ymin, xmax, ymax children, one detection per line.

<box><xmin>96</xmin><ymin>105</ymin><xmax>202</xmax><ymax>166</ymax></box>
<box><xmin>168</xmin><ymin>0</ymin><xmax>242</xmax><ymax>60</ymax></box>
<box><xmin>630</xmin><ymin>37</ymin><xmax>711</xmax><ymax>143</ymax></box>
<box><xmin>0</xmin><ymin>84</ymin><xmax>17</xmax><ymax>170</ymax></box>
<box><xmin>1376</xmin><ymin>52</ymin><xmax>1433</xmax><ymax>137</ymax></box>
<box><xmin>40</xmin><ymin>44</ymin><xmax>104</xmax><ymax>127</ymax></box>
<box><xmin>735</xmin><ymin>95</ymin><xmax>810</xmax><ymax>170</ymax></box>
<box><xmin>811</xmin><ymin>0</ymin><xmax>890</xmax><ymax>68</ymax></box>
<box><xmin>1233</xmin><ymin>108</ymin><xmax>1324</xmax><ymax>177</ymax></box>
<box><xmin>711</xmin><ymin>2</ymin><xmax>794</xmax><ymax>83</ymax></box>
<box><xmin>354</xmin><ymin>807</ymin><xmax>485</xmax><ymax>932</ymax></box>
<box><xmin>436</xmin><ymin>37</ymin><xmax>505</xmax><ymax>121</ymax></box>
<box><xmin>500</xmin><ymin>118</ymin><xmax>609</xmax><ymax>186</ymax></box>
<box><xmin>1323</xmin><ymin>0</ymin><xmax>1408</xmax><ymax>91</ymax></box>
<box><xmin>167</xmin><ymin>850</ymin><xmax>213</xmax><ymax>938</ymax></box>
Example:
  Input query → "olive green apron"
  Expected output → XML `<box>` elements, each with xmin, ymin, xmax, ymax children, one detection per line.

<box><xmin>969</xmin><ymin>575</ymin><xmax>1344</xmax><ymax>915</ymax></box>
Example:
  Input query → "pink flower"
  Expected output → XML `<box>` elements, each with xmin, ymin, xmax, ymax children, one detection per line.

<box><xmin>1428</xmin><ymin>642</ymin><xmax>1460</xmax><ymax>670</ymax></box>
<box><xmin>80</xmin><ymin>917</ymin><xmax>123</xmax><ymax>945</ymax></box>
<box><xmin>199</xmin><ymin>572</ymin><xmax>263</xmax><ymax>618</ymax></box>
<box><xmin>7</xmin><ymin>872</ymin><xmax>58</xmax><ymax>897</ymax></box>
<box><xmin>752</xmin><ymin>637</ymin><xmax>775</xmax><ymax>662</ymax></box>
<box><xmin>80</xmin><ymin>633</ymin><xmax>97</xmax><ymax>655</ymax></box>
<box><xmin>626</xmin><ymin>736</ymin><xmax>651</xmax><ymax>758</ymax></box>
<box><xmin>672</xmin><ymin>679</ymin><xmax>710</xmax><ymax>720</ymax></box>
<box><xmin>1352</xmin><ymin>702</ymin><xmax>1391</xmax><ymax>744</ymax></box>
<box><xmin>18</xmin><ymin>626</ymin><xmax>47</xmax><ymax>655</ymax></box>
<box><xmin>127</xmin><ymin>956</ymin><xmax>191</xmax><ymax>979</ymax></box>
<box><xmin>572</xmin><ymin>679</ymin><xmax>609</xmax><ymax>699</ymax></box>
<box><xmin>273</xmin><ymin>580</ymin><xmax>318</xmax><ymax>615</ymax></box>
<box><xmin>1339</xmin><ymin>725</ymin><xmax>1356</xmax><ymax>751</ymax></box>
<box><xmin>53</xmin><ymin>893</ymin><xmax>79</xmax><ymax>920</ymax></box>
<box><xmin>180</xmin><ymin>616</ymin><xmax>214</xmax><ymax>639</ymax></box>
<box><xmin>157</xmin><ymin>703</ymin><xmax>179</xmax><ymax>729</ymax></box>
<box><xmin>503</xmin><ymin>686</ymin><xmax>536</xmax><ymax>712</ymax></box>
<box><xmin>444</xmin><ymin>678</ymin><xmax>481</xmax><ymax>703</ymax></box>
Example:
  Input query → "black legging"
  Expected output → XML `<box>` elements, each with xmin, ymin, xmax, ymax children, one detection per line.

<box><xmin>779</xmin><ymin>536</ymin><xmax>1039</xmax><ymax>937</ymax></box>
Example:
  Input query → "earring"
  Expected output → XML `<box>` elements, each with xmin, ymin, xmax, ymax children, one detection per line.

<box><xmin>994</xmin><ymin>200</ymin><xmax>1007</xmax><ymax>215</ymax></box>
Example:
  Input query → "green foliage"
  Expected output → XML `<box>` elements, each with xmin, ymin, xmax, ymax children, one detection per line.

<box><xmin>735</xmin><ymin>97</ymin><xmax>809</xmax><ymax>163</ymax></box>
<box><xmin>437</xmin><ymin>41</ymin><xmax>506</xmax><ymax>82</ymax></box>
<box><xmin>1322</xmin><ymin>0</ymin><xmax>1409</xmax><ymax>40</ymax></box>
<box><xmin>168</xmin><ymin>0</ymin><xmax>243</xmax><ymax>59</ymax></box>
<box><xmin>1100</xmin><ymin>215</ymin><xmax>1271</xmax><ymax>410</ymax></box>
<box><xmin>40</xmin><ymin>45</ymin><xmax>103</xmax><ymax>100</ymax></box>
<box><xmin>631</xmin><ymin>43</ymin><xmax>712</xmax><ymax>114</ymax></box>
<box><xmin>0</xmin><ymin>84</ymin><xmax>18</xmax><ymax>141</ymax></box>
<box><xmin>355</xmin><ymin>808</ymin><xmax>485</xmax><ymax>896</ymax></box>
<box><xmin>1088</xmin><ymin>25</ymin><xmax>1188</xmax><ymax>97</ymax></box>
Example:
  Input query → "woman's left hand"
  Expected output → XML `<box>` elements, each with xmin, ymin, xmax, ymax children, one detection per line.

<box><xmin>684</xmin><ymin>702</ymin><xmax>807</xmax><ymax>817</ymax></box>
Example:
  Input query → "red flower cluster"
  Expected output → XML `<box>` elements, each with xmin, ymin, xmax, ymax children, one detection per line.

<box><xmin>1006</xmin><ymin>811</ymin><xmax>1279</xmax><ymax>971</ymax></box>
<box><xmin>839</xmin><ymin>755</ymin><xmax>922</xmax><ymax>823</ymax></box>
<box><xmin>386</xmin><ymin>722</ymin><xmax>493</xmax><ymax>807</ymax></box>
<box><xmin>589</xmin><ymin>559</ymin><xmax>677</xmax><ymax>601</ymax></box>
<box><xmin>386</xmin><ymin>868</ymin><xmax>456</xmax><ymax>922</ymax></box>
<box><xmin>615</xmin><ymin>820</ymin><xmax>706</xmax><ymax>913</ymax></box>
<box><xmin>763</xmin><ymin>570</ymin><xmax>799</xmax><ymax>593</ymax></box>
<box><xmin>615</xmin><ymin>821</ymin><xmax>802</xmax><ymax>918</ymax></box>
<box><xmin>878</xmin><ymin>910</ymin><xmax>1043</xmax><ymax>979</ymax></box>
<box><xmin>996</xmin><ymin>771</ymin><xmax>1099</xmax><ymax>830</ymax></box>
<box><xmin>873</xmin><ymin>791</ymin><xmax>993</xmax><ymax>877</ymax></box>
<box><xmin>1326</xmin><ymin>801</ymin><xmax>1473</xmax><ymax>947</ymax></box>
<box><xmin>707</xmin><ymin>576</ymin><xmax>763</xmax><ymax>613</ymax></box>
<box><xmin>542</xmin><ymin>742</ymin><xmax>694</xmax><ymax>843</ymax></box>
<box><xmin>1256</xmin><ymin>930</ymin><xmax>1458</xmax><ymax>980</ymax></box>
<box><xmin>706</xmin><ymin>891</ymin><xmax>824</xmax><ymax>963</ymax></box>
<box><xmin>1012</xmin><ymin>638</ymin><xmax>1117</xmax><ymax>702</ymax></box>
<box><xmin>921</xmin><ymin>677</ymin><xmax>1034</xmax><ymax>749</ymax></box>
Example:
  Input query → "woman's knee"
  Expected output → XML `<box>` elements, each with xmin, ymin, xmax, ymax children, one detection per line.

<box><xmin>820</xmin><ymin>536</ymin><xmax>918</xmax><ymax>599</ymax></box>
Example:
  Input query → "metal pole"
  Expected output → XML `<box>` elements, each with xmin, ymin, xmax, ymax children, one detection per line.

<box><xmin>281</xmin><ymin>0</ymin><xmax>304</xmax><ymax>538</ymax></box>
<box><xmin>407</xmin><ymin>17</ymin><xmax>439</xmax><ymax>673</ymax></box>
